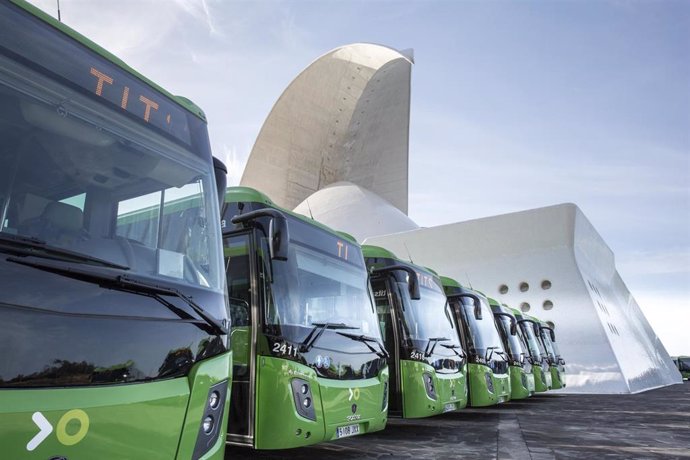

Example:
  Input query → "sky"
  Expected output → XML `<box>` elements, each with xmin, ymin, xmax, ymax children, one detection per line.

<box><xmin>29</xmin><ymin>0</ymin><xmax>689</xmax><ymax>355</ymax></box>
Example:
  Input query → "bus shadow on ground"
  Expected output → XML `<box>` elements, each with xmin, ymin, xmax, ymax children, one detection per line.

<box><xmin>225</xmin><ymin>383</ymin><xmax>690</xmax><ymax>460</ymax></box>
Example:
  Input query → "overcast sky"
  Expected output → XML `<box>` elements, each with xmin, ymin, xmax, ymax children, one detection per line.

<box><xmin>30</xmin><ymin>0</ymin><xmax>689</xmax><ymax>355</ymax></box>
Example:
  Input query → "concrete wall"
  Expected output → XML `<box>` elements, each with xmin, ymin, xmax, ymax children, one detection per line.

<box><xmin>241</xmin><ymin>44</ymin><xmax>412</xmax><ymax>213</ymax></box>
<box><xmin>365</xmin><ymin>204</ymin><xmax>681</xmax><ymax>393</ymax></box>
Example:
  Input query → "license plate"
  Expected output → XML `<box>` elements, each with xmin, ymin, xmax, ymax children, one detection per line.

<box><xmin>443</xmin><ymin>402</ymin><xmax>456</xmax><ymax>413</ymax></box>
<box><xmin>336</xmin><ymin>424</ymin><xmax>360</xmax><ymax>438</ymax></box>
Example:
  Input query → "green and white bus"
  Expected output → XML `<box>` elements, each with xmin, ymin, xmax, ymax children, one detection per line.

<box><xmin>0</xmin><ymin>1</ymin><xmax>231</xmax><ymax>458</ymax></box>
<box><xmin>538</xmin><ymin>320</ymin><xmax>566</xmax><ymax>390</ymax></box>
<box><xmin>364</xmin><ymin>246</ymin><xmax>467</xmax><ymax>418</ymax></box>
<box><xmin>672</xmin><ymin>357</ymin><xmax>690</xmax><ymax>380</ymax></box>
<box><xmin>441</xmin><ymin>278</ymin><xmax>511</xmax><ymax>406</ymax></box>
<box><xmin>221</xmin><ymin>187</ymin><xmax>388</xmax><ymax>449</ymax></box>
<box><xmin>488</xmin><ymin>299</ymin><xmax>535</xmax><ymax>399</ymax></box>
<box><xmin>512</xmin><ymin>309</ymin><xmax>551</xmax><ymax>392</ymax></box>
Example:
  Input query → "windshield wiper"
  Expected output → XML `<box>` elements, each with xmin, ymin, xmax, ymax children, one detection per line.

<box><xmin>440</xmin><ymin>343</ymin><xmax>466</xmax><ymax>360</ymax></box>
<box><xmin>0</xmin><ymin>232</ymin><xmax>129</xmax><ymax>270</ymax></box>
<box><xmin>336</xmin><ymin>331</ymin><xmax>389</xmax><ymax>359</ymax></box>
<box><xmin>484</xmin><ymin>346</ymin><xmax>499</xmax><ymax>361</ymax></box>
<box><xmin>494</xmin><ymin>350</ymin><xmax>510</xmax><ymax>362</ymax></box>
<box><xmin>424</xmin><ymin>337</ymin><xmax>450</xmax><ymax>357</ymax></box>
<box><xmin>299</xmin><ymin>322</ymin><xmax>357</xmax><ymax>353</ymax></box>
<box><xmin>6</xmin><ymin>256</ymin><xmax>227</xmax><ymax>335</ymax></box>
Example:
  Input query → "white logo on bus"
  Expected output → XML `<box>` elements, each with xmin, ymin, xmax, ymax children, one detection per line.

<box><xmin>26</xmin><ymin>410</ymin><xmax>90</xmax><ymax>451</ymax></box>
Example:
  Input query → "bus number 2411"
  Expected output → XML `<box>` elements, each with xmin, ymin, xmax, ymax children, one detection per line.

<box><xmin>272</xmin><ymin>342</ymin><xmax>298</xmax><ymax>357</ymax></box>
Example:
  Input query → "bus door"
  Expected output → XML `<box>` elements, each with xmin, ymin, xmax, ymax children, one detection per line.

<box><xmin>371</xmin><ymin>276</ymin><xmax>402</xmax><ymax>414</ymax></box>
<box><xmin>224</xmin><ymin>232</ymin><xmax>254</xmax><ymax>441</ymax></box>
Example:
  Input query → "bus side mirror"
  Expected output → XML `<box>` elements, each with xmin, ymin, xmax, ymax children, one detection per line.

<box><xmin>269</xmin><ymin>214</ymin><xmax>289</xmax><ymax>261</ymax></box>
<box><xmin>212</xmin><ymin>157</ymin><xmax>227</xmax><ymax>211</ymax></box>
<box><xmin>408</xmin><ymin>272</ymin><xmax>420</xmax><ymax>300</ymax></box>
<box><xmin>474</xmin><ymin>302</ymin><xmax>482</xmax><ymax>320</ymax></box>
<box><xmin>231</xmin><ymin>208</ymin><xmax>290</xmax><ymax>261</ymax></box>
<box><xmin>550</xmin><ymin>329</ymin><xmax>556</xmax><ymax>342</ymax></box>
<box><xmin>371</xmin><ymin>265</ymin><xmax>420</xmax><ymax>300</ymax></box>
<box><xmin>510</xmin><ymin>320</ymin><xmax>517</xmax><ymax>336</ymax></box>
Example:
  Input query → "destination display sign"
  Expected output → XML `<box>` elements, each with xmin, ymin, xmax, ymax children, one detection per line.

<box><xmin>0</xmin><ymin>3</ymin><xmax>193</xmax><ymax>146</ymax></box>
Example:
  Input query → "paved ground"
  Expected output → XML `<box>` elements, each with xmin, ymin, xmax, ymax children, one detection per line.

<box><xmin>225</xmin><ymin>382</ymin><xmax>690</xmax><ymax>459</ymax></box>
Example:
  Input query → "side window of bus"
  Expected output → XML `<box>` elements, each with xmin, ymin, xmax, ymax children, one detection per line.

<box><xmin>114</xmin><ymin>180</ymin><xmax>211</xmax><ymax>284</ymax></box>
<box><xmin>116</xmin><ymin>191</ymin><xmax>161</xmax><ymax>247</ymax></box>
<box><xmin>224</xmin><ymin>234</ymin><xmax>251</xmax><ymax>327</ymax></box>
<box><xmin>59</xmin><ymin>193</ymin><xmax>86</xmax><ymax>211</ymax></box>
<box><xmin>258</xmin><ymin>237</ymin><xmax>277</xmax><ymax>325</ymax></box>
<box><xmin>8</xmin><ymin>192</ymin><xmax>86</xmax><ymax>244</ymax></box>
<box><xmin>371</xmin><ymin>279</ymin><xmax>391</xmax><ymax>343</ymax></box>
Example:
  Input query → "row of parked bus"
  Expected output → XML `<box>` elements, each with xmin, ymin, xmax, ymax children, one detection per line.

<box><xmin>0</xmin><ymin>1</ymin><xmax>564</xmax><ymax>458</ymax></box>
<box><xmin>219</xmin><ymin>186</ymin><xmax>567</xmax><ymax>450</ymax></box>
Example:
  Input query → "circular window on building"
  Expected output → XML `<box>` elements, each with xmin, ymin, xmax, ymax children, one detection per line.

<box><xmin>520</xmin><ymin>302</ymin><xmax>530</xmax><ymax>312</ymax></box>
<box><xmin>541</xmin><ymin>279</ymin><xmax>552</xmax><ymax>290</ymax></box>
<box><xmin>543</xmin><ymin>300</ymin><xmax>554</xmax><ymax>310</ymax></box>
<box><xmin>519</xmin><ymin>282</ymin><xmax>529</xmax><ymax>292</ymax></box>
<box><xmin>546</xmin><ymin>321</ymin><xmax>555</xmax><ymax>330</ymax></box>
<box><xmin>499</xmin><ymin>284</ymin><xmax>509</xmax><ymax>295</ymax></box>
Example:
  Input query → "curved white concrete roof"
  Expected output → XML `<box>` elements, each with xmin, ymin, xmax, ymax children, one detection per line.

<box><xmin>293</xmin><ymin>181</ymin><xmax>418</xmax><ymax>243</ymax></box>
<box><xmin>365</xmin><ymin>204</ymin><xmax>681</xmax><ymax>393</ymax></box>
<box><xmin>241</xmin><ymin>43</ymin><xmax>413</xmax><ymax>213</ymax></box>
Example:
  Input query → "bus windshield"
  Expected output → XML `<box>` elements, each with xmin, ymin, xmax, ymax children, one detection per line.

<box><xmin>264</xmin><ymin>237</ymin><xmax>381</xmax><ymax>345</ymax></box>
<box><xmin>458</xmin><ymin>296</ymin><xmax>505</xmax><ymax>360</ymax></box>
<box><xmin>540</xmin><ymin>328</ymin><xmax>557</xmax><ymax>362</ymax></box>
<box><xmin>497</xmin><ymin>315</ymin><xmax>525</xmax><ymax>362</ymax></box>
<box><xmin>0</xmin><ymin>55</ymin><xmax>223</xmax><ymax>292</ymax></box>
<box><xmin>519</xmin><ymin>321</ymin><xmax>544</xmax><ymax>363</ymax></box>
<box><xmin>678</xmin><ymin>357</ymin><xmax>690</xmax><ymax>372</ymax></box>
<box><xmin>396</xmin><ymin>277</ymin><xmax>462</xmax><ymax>357</ymax></box>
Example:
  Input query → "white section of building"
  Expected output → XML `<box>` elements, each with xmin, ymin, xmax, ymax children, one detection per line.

<box><xmin>364</xmin><ymin>204</ymin><xmax>682</xmax><ymax>393</ymax></box>
<box><xmin>241</xmin><ymin>43</ymin><xmax>413</xmax><ymax>213</ymax></box>
<box><xmin>238</xmin><ymin>42</ymin><xmax>680</xmax><ymax>394</ymax></box>
<box><xmin>293</xmin><ymin>181</ymin><xmax>418</xmax><ymax>242</ymax></box>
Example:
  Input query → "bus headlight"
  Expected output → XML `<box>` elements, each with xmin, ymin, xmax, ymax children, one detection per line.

<box><xmin>208</xmin><ymin>391</ymin><xmax>220</xmax><ymax>409</ymax></box>
<box><xmin>202</xmin><ymin>415</ymin><xmax>214</xmax><ymax>434</ymax></box>
<box><xmin>192</xmin><ymin>380</ymin><xmax>227</xmax><ymax>460</ymax></box>
<box><xmin>291</xmin><ymin>378</ymin><xmax>316</xmax><ymax>421</ymax></box>
<box><xmin>485</xmin><ymin>373</ymin><xmax>495</xmax><ymax>393</ymax></box>
<box><xmin>423</xmin><ymin>373</ymin><xmax>437</xmax><ymax>400</ymax></box>
<box><xmin>382</xmin><ymin>380</ymin><xmax>389</xmax><ymax>411</ymax></box>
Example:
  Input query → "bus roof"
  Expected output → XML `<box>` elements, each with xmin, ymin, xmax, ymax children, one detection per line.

<box><xmin>10</xmin><ymin>0</ymin><xmax>207</xmax><ymax>121</ymax></box>
<box><xmin>439</xmin><ymin>275</ymin><xmax>464</xmax><ymax>290</ymax></box>
<box><xmin>362</xmin><ymin>245</ymin><xmax>441</xmax><ymax>280</ymax></box>
<box><xmin>510</xmin><ymin>307</ymin><xmax>525</xmax><ymax>318</ymax></box>
<box><xmin>361</xmin><ymin>244</ymin><xmax>397</xmax><ymax>260</ymax></box>
<box><xmin>224</xmin><ymin>186</ymin><xmax>358</xmax><ymax>245</ymax></box>
<box><xmin>439</xmin><ymin>276</ymin><xmax>486</xmax><ymax>299</ymax></box>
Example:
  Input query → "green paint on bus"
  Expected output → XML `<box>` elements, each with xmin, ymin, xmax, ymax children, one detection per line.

<box><xmin>364</xmin><ymin>247</ymin><xmax>467</xmax><ymax>418</ymax></box>
<box><xmin>0</xmin><ymin>2</ymin><xmax>231</xmax><ymax>458</ymax></box>
<box><xmin>441</xmin><ymin>277</ymin><xmax>511</xmax><ymax>407</ymax></box>
<box><xmin>222</xmin><ymin>188</ymin><xmax>388</xmax><ymax>449</ymax></box>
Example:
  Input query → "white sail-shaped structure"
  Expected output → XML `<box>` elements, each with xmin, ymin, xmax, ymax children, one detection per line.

<box><xmin>241</xmin><ymin>43</ymin><xmax>413</xmax><ymax>214</ymax></box>
<box><xmin>365</xmin><ymin>204</ymin><xmax>681</xmax><ymax>393</ymax></box>
<box><xmin>239</xmin><ymin>43</ymin><xmax>681</xmax><ymax>393</ymax></box>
